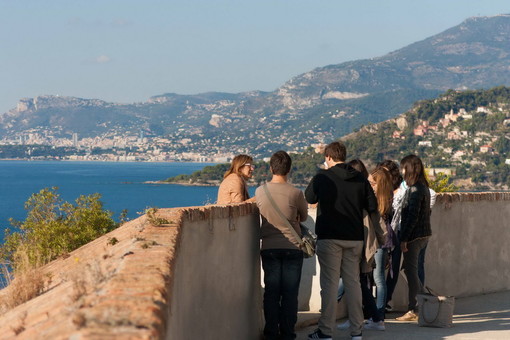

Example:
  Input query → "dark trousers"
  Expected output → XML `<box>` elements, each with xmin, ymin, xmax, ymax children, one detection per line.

<box><xmin>418</xmin><ymin>244</ymin><xmax>427</xmax><ymax>285</ymax></box>
<box><xmin>261</xmin><ymin>249</ymin><xmax>303</xmax><ymax>340</ymax></box>
<box><xmin>360</xmin><ymin>273</ymin><xmax>383</xmax><ymax>322</ymax></box>
<box><xmin>402</xmin><ymin>238</ymin><xmax>429</xmax><ymax>311</ymax></box>
<box><xmin>386</xmin><ymin>234</ymin><xmax>402</xmax><ymax>304</ymax></box>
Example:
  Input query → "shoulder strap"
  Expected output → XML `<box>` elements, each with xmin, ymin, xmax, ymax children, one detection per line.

<box><xmin>262</xmin><ymin>183</ymin><xmax>302</xmax><ymax>245</ymax></box>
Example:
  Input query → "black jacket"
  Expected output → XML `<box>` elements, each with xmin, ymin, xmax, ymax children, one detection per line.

<box><xmin>305</xmin><ymin>163</ymin><xmax>379</xmax><ymax>241</ymax></box>
<box><xmin>399</xmin><ymin>182</ymin><xmax>432</xmax><ymax>243</ymax></box>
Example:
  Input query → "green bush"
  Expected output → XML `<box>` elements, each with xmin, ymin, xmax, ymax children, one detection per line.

<box><xmin>429</xmin><ymin>172</ymin><xmax>458</xmax><ymax>193</ymax></box>
<box><xmin>1</xmin><ymin>187</ymin><xmax>121</xmax><ymax>270</ymax></box>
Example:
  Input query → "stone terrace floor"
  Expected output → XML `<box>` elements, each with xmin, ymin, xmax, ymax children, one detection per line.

<box><xmin>296</xmin><ymin>290</ymin><xmax>510</xmax><ymax>340</ymax></box>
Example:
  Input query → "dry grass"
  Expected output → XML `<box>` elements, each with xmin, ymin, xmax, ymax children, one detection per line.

<box><xmin>0</xmin><ymin>267</ymin><xmax>45</xmax><ymax>310</ymax></box>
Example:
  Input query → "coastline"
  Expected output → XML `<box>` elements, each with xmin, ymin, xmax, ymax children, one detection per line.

<box><xmin>0</xmin><ymin>158</ymin><xmax>218</xmax><ymax>165</ymax></box>
<box><xmin>145</xmin><ymin>180</ymin><xmax>220</xmax><ymax>187</ymax></box>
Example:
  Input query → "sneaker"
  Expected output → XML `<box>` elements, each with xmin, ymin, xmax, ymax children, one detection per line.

<box><xmin>363</xmin><ymin>320</ymin><xmax>385</xmax><ymax>331</ymax></box>
<box><xmin>351</xmin><ymin>334</ymin><xmax>362</xmax><ymax>340</ymax></box>
<box><xmin>395</xmin><ymin>310</ymin><xmax>418</xmax><ymax>321</ymax></box>
<box><xmin>385</xmin><ymin>303</ymin><xmax>393</xmax><ymax>312</ymax></box>
<box><xmin>308</xmin><ymin>328</ymin><xmax>332</xmax><ymax>340</ymax></box>
<box><xmin>336</xmin><ymin>319</ymin><xmax>350</xmax><ymax>330</ymax></box>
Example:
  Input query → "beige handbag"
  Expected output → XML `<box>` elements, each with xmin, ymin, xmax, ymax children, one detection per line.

<box><xmin>417</xmin><ymin>287</ymin><xmax>455</xmax><ymax>328</ymax></box>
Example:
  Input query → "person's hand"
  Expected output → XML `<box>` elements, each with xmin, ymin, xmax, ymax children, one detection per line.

<box><xmin>401</xmin><ymin>241</ymin><xmax>408</xmax><ymax>253</ymax></box>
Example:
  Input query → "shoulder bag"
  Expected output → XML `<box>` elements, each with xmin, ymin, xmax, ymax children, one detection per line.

<box><xmin>262</xmin><ymin>184</ymin><xmax>316</xmax><ymax>258</ymax></box>
<box><xmin>417</xmin><ymin>286</ymin><xmax>455</xmax><ymax>328</ymax></box>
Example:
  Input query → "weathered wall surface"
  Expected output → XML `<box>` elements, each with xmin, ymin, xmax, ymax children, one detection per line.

<box><xmin>166</xmin><ymin>205</ymin><xmax>262</xmax><ymax>340</ymax></box>
<box><xmin>1</xmin><ymin>193</ymin><xmax>509</xmax><ymax>339</ymax></box>
<box><xmin>0</xmin><ymin>204</ymin><xmax>262</xmax><ymax>340</ymax></box>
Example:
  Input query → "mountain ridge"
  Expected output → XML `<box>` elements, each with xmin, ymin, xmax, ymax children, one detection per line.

<box><xmin>2</xmin><ymin>15</ymin><xmax>510</xmax><ymax>157</ymax></box>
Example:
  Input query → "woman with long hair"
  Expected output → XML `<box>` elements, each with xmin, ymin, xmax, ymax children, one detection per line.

<box><xmin>395</xmin><ymin>155</ymin><xmax>432</xmax><ymax>322</ymax></box>
<box><xmin>368</xmin><ymin>167</ymin><xmax>394</xmax><ymax>322</ymax></box>
<box><xmin>217</xmin><ymin>154</ymin><xmax>255</xmax><ymax>204</ymax></box>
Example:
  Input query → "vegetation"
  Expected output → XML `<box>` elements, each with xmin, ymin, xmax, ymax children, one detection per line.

<box><xmin>165</xmin><ymin>86</ymin><xmax>510</xmax><ymax>191</ymax></box>
<box><xmin>164</xmin><ymin>147</ymin><xmax>324</xmax><ymax>187</ymax></box>
<box><xmin>0</xmin><ymin>187</ymin><xmax>122</xmax><ymax>270</ymax></box>
<box><xmin>429</xmin><ymin>172</ymin><xmax>458</xmax><ymax>193</ymax></box>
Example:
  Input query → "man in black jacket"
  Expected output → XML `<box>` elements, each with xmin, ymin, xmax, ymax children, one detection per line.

<box><xmin>305</xmin><ymin>141</ymin><xmax>380</xmax><ymax>340</ymax></box>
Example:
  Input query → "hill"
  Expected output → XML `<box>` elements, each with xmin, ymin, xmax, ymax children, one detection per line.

<box><xmin>2</xmin><ymin>15</ymin><xmax>510</xmax><ymax>157</ymax></box>
<box><xmin>341</xmin><ymin>86</ymin><xmax>510</xmax><ymax>190</ymax></box>
<box><xmin>166</xmin><ymin>86</ymin><xmax>510</xmax><ymax>191</ymax></box>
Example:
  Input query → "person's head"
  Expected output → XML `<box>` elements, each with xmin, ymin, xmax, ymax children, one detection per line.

<box><xmin>324</xmin><ymin>141</ymin><xmax>346</xmax><ymax>167</ymax></box>
<box><xmin>400</xmin><ymin>154</ymin><xmax>428</xmax><ymax>187</ymax></box>
<box><xmin>376</xmin><ymin>160</ymin><xmax>403</xmax><ymax>190</ymax></box>
<box><xmin>347</xmin><ymin>159</ymin><xmax>368</xmax><ymax>178</ymax></box>
<box><xmin>270</xmin><ymin>150</ymin><xmax>292</xmax><ymax>176</ymax></box>
<box><xmin>370</xmin><ymin>167</ymin><xmax>394</xmax><ymax>216</ymax></box>
<box><xmin>224</xmin><ymin>154</ymin><xmax>254</xmax><ymax>179</ymax></box>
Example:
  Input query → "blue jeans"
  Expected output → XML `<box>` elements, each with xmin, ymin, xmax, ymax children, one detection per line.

<box><xmin>261</xmin><ymin>248</ymin><xmax>303</xmax><ymax>340</ymax></box>
<box><xmin>373</xmin><ymin>248</ymin><xmax>387</xmax><ymax>318</ymax></box>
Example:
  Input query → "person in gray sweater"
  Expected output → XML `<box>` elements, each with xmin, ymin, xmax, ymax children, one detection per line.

<box><xmin>255</xmin><ymin>150</ymin><xmax>308</xmax><ymax>340</ymax></box>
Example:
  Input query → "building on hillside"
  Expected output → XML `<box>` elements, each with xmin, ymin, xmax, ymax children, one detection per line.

<box><xmin>418</xmin><ymin>141</ymin><xmax>432</xmax><ymax>147</ymax></box>
<box><xmin>413</xmin><ymin>125</ymin><xmax>428</xmax><ymax>136</ymax></box>
<box><xmin>480</xmin><ymin>145</ymin><xmax>494</xmax><ymax>153</ymax></box>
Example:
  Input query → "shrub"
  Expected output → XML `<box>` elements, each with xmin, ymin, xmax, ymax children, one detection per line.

<box><xmin>429</xmin><ymin>172</ymin><xmax>458</xmax><ymax>193</ymax></box>
<box><xmin>0</xmin><ymin>187</ymin><xmax>120</xmax><ymax>270</ymax></box>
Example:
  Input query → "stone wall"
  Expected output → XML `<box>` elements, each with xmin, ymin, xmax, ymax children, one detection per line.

<box><xmin>0</xmin><ymin>204</ymin><xmax>262</xmax><ymax>340</ymax></box>
<box><xmin>1</xmin><ymin>192</ymin><xmax>509</xmax><ymax>339</ymax></box>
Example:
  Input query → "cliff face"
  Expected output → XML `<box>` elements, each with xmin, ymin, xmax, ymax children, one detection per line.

<box><xmin>2</xmin><ymin>15</ymin><xmax>510</xmax><ymax>155</ymax></box>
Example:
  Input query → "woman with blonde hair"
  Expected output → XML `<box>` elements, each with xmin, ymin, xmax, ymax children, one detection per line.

<box><xmin>368</xmin><ymin>167</ymin><xmax>394</xmax><ymax>325</ymax></box>
<box><xmin>217</xmin><ymin>154</ymin><xmax>255</xmax><ymax>204</ymax></box>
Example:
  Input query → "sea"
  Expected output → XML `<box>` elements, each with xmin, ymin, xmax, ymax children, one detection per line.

<box><xmin>0</xmin><ymin>160</ymin><xmax>256</xmax><ymax>243</ymax></box>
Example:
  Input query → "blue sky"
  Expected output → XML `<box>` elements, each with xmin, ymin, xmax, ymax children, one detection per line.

<box><xmin>1</xmin><ymin>0</ymin><xmax>509</xmax><ymax>113</ymax></box>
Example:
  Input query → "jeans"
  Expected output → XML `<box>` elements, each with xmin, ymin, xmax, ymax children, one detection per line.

<box><xmin>373</xmin><ymin>248</ymin><xmax>387</xmax><ymax>318</ymax></box>
<box><xmin>317</xmin><ymin>239</ymin><xmax>363</xmax><ymax>337</ymax></box>
<box><xmin>402</xmin><ymin>238</ymin><xmax>429</xmax><ymax>312</ymax></box>
<box><xmin>261</xmin><ymin>248</ymin><xmax>304</xmax><ymax>340</ymax></box>
<box><xmin>386</xmin><ymin>233</ymin><xmax>402</xmax><ymax>304</ymax></box>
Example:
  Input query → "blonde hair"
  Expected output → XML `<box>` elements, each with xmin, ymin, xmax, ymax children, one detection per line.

<box><xmin>370</xmin><ymin>168</ymin><xmax>393</xmax><ymax>216</ymax></box>
<box><xmin>224</xmin><ymin>154</ymin><xmax>253</xmax><ymax>179</ymax></box>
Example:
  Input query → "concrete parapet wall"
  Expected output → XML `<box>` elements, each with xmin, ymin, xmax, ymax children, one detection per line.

<box><xmin>1</xmin><ymin>192</ymin><xmax>509</xmax><ymax>338</ymax></box>
<box><xmin>166</xmin><ymin>203</ymin><xmax>262</xmax><ymax>340</ymax></box>
<box><xmin>0</xmin><ymin>203</ymin><xmax>262</xmax><ymax>340</ymax></box>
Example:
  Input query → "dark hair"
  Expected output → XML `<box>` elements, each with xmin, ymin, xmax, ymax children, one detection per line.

<box><xmin>376</xmin><ymin>160</ymin><xmax>403</xmax><ymax>190</ymax></box>
<box><xmin>348</xmin><ymin>159</ymin><xmax>368</xmax><ymax>178</ymax></box>
<box><xmin>324</xmin><ymin>141</ymin><xmax>346</xmax><ymax>162</ymax></box>
<box><xmin>270</xmin><ymin>150</ymin><xmax>292</xmax><ymax>176</ymax></box>
<box><xmin>400</xmin><ymin>154</ymin><xmax>429</xmax><ymax>187</ymax></box>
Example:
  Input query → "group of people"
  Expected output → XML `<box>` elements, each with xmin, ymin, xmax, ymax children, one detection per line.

<box><xmin>217</xmin><ymin>141</ymin><xmax>434</xmax><ymax>340</ymax></box>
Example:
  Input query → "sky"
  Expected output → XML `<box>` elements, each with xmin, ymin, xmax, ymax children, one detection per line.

<box><xmin>1</xmin><ymin>0</ymin><xmax>509</xmax><ymax>113</ymax></box>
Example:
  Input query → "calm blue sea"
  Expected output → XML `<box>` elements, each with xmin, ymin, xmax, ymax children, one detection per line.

<box><xmin>0</xmin><ymin>160</ymin><xmax>238</xmax><ymax>242</ymax></box>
